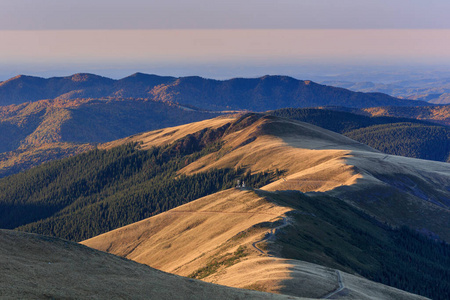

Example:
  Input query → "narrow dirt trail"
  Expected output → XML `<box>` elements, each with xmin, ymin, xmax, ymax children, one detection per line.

<box><xmin>250</xmin><ymin>215</ymin><xmax>347</xmax><ymax>299</ymax></box>
<box><xmin>251</xmin><ymin>216</ymin><xmax>289</xmax><ymax>257</ymax></box>
<box><xmin>167</xmin><ymin>210</ymin><xmax>279</xmax><ymax>216</ymax></box>
<box><xmin>322</xmin><ymin>270</ymin><xmax>345</xmax><ymax>299</ymax></box>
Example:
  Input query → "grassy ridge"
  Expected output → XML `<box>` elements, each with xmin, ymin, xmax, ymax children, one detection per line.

<box><xmin>271</xmin><ymin>108</ymin><xmax>450</xmax><ymax>162</ymax></box>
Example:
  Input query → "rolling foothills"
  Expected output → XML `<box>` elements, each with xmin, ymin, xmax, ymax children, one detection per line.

<box><xmin>0</xmin><ymin>73</ymin><xmax>449</xmax><ymax>299</ymax></box>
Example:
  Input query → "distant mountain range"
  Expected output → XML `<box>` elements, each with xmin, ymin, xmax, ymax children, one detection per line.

<box><xmin>0</xmin><ymin>73</ymin><xmax>430</xmax><ymax>110</ymax></box>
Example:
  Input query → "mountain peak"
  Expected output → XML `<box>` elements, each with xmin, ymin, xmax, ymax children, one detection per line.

<box><xmin>127</xmin><ymin>72</ymin><xmax>156</xmax><ymax>78</ymax></box>
<box><xmin>67</xmin><ymin>73</ymin><xmax>102</xmax><ymax>82</ymax></box>
<box><xmin>1</xmin><ymin>74</ymin><xmax>40</xmax><ymax>84</ymax></box>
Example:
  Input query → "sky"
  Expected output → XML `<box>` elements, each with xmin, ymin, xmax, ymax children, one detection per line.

<box><xmin>1</xmin><ymin>1</ymin><xmax>449</xmax><ymax>81</ymax></box>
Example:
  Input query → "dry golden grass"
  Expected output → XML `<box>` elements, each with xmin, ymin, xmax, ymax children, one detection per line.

<box><xmin>171</xmin><ymin>116</ymin><xmax>378</xmax><ymax>195</ymax></box>
<box><xmin>110</xmin><ymin>114</ymin><xmax>373</xmax><ymax>193</ymax></box>
<box><xmin>100</xmin><ymin>115</ymin><xmax>235</xmax><ymax>150</ymax></box>
<box><xmin>139</xmin><ymin>114</ymin><xmax>450</xmax><ymax>240</ymax></box>
<box><xmin>83</xmin><ymin>189</ymin><xmax>291</xmax><ymax>276</ymax></box>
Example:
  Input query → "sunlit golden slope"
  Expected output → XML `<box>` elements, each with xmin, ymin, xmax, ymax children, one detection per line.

<box><xmin>84</xmin><ymin>189</ymin><xmax>291</xmax><ymax>293</ymax></box>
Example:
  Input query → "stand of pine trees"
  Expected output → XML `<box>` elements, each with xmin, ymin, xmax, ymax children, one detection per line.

<box><xmin>0</xmin><ymin>139</ymin><xmax>274</xmax><ymax>241</ymax></box>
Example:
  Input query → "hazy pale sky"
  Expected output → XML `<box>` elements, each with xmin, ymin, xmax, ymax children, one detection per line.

<box><xmin>0</xmin><ymin>1</ymin><xmax>449</xmax><ymax>80</ymax></box>
<box><xmin>1</xmin><ymin>0</ymin><xmax>449</xmax><ymax>29</ymax></box>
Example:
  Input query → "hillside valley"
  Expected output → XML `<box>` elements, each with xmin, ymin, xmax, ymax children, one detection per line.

<box><xmin>1</xmin><ymin>73</ymin><xmax>449</xmax><ymax>299</ymax></box>
<box><xmin>2</xmin><ymin>113</ymin><xmax>449</xmax><ymax>299</ymax></box>
<box><xmin>0</xmin><ymin>97</ymin><xmax>217</xmax><ymax>177</ymax></box>
<box><xmin>83</xmin><ymin>188</ymin><xmax>433</xmax><ymax>300</ymax></box>
<box><xmin>0</xmin><ymin>100</ymin><xmax>448</xmax><ymax>179</ymax></box>
<box><xmin>3</xmin><ymin>0</ymin><xmax>450</xmax><ymax>298</ymax></box>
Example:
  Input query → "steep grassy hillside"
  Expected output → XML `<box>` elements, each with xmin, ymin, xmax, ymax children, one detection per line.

<box><xmin>93</xmin><ymin>113</ymin><xmax>450</xmax><ymax>242</ymax></box>
<box><xmin>0</xmin><ymin>229</ymin><xmax>294</xmax><ymax>300</ymax></box>
<box><xmin>270</xmin><ymin>108</ymin><xmax>450</xmax><ymax>162</ymax></box>
<box><xmin>0</xmin><ymin>73</ymin><xmax>426</xmax><ymax>109</ymax></box>
<box><xmin>3</xmin><ymin>113</ymin><xmax>448</xmax><ymax>241</ymax></box>
<box><xmin>2</xmin><ymin>103</ymin><xmax>447</xmax><ymax>179</ymax></box>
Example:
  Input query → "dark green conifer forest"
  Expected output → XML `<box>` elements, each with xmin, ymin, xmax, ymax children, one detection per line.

<box><xmin>0</xmin><ymin>134</ymin><xmax>274</xmax><ymax>241</ymax></box>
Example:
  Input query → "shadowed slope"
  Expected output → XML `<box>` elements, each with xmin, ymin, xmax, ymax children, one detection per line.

<box><xmin>0</xmin><ymin>229</ymin><xmax>300</xmax><ymax>300</ymax></box>
<box><xmin>0</xmin><ymin>74</ymin><xmax>114</xmax><ymax>105</ymax></box>
<box><xmin>83</xmin><ymin>114</ymin><xmax>446</xmax><ymax>298</ymax></box>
